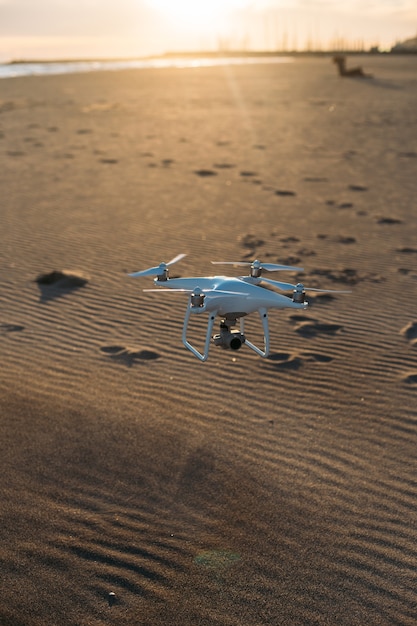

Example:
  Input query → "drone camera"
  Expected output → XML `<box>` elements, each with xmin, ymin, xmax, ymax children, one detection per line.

<box><xmin>213</xmin><ymin>330</ymin><xmax>246</xmax><ymax>350</ymax></box>
<box><xmin>229</xmin><ymin>333</ymin><xmax>245</xmax><ymax>350</ymax></box>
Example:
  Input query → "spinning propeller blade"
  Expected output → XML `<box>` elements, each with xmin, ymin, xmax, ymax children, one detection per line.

<box><xmin>129</xmin><ymin>254</ymin><xmax>186</xmax><ymax>278</ymax></box>
<box><xmin>261</xmin><ymin>277</ymin><xmax>351</xmax><ymax>294</ymax></box>
<box><xmin>166</xmin><ymin>253</ymin><xmax>187</xmax><ymax>266</ymax></box>
<box><xmin>211</xmin><ymin>260</ymin><xmax>304</xmax><ymax>272</ymax></box>
<box><xmin>260</xmin><ymin>278</ymin><xmax>298</xmax><ymax>291</ymax></box>
<box><xmin>144</xmin><ymin>288</ymin><xmax>247</xmax><ymax>296</ymax></box>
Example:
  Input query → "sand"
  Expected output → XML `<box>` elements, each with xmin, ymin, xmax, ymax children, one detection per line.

<box><xmin>1</xmin><ymin>54</ymin><xmax>417</xmax><ymax>625</ymax></box>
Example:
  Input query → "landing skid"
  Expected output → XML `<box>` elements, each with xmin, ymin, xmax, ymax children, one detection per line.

<box><xmin>182</xmin><ymin>306</ymin><xmax>217</xmax><ymax>362</ymax></box>
<box><xmin>240</xmin><ymin>307</ymin><xmax>270</xmax><ymax>358</ymax></box>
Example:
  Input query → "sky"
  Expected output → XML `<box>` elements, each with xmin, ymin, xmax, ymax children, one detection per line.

<box><xmin>0</xmin><ymin>0</ymin><xmax>416</xmax><ymax>62</ymax></box>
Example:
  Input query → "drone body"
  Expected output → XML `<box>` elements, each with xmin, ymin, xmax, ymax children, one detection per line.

<box><xmin>129</xmin><ymin>255</ymin><xmax>349</xmax><ymax>361</ymax></box>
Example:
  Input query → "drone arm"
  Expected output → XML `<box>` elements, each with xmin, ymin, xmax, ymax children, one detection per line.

<box><xmin>242</xmin><ymin>307</ymin><xmax>270</xmax><ymax>358</ymax></box>
<box><xmin>182</xmin><ymin>305</ymin><xmax>217</xmax><ymax>362</ymax></box>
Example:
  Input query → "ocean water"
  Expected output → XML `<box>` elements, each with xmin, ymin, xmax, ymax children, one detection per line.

<box><xmin>0</xmin><ymin>55</ymin><xmax>293</xmax><ymax>79</ymax></box>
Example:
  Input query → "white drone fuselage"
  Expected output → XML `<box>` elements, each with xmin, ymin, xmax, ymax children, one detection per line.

<box><xmin>153</xmin><ymin>275</ymin><xmax>307</xmax><ymax>317</ymax></box>
<box><xmin>149</xmin><ymin>275</ymin><xmax>307</xmax><ymax>361</ymax></box>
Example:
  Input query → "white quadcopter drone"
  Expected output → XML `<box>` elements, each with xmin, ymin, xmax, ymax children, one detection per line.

<box><xmin>129</xmin><ymin>254</ymin><xmax>349</xmax><ymax>361</ymax></box>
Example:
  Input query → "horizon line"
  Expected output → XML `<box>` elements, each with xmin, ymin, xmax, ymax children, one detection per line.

<box><xmin>4</xmin><ymin>47</ymin><xmax>416</xmax><ymax>66</ymax></box>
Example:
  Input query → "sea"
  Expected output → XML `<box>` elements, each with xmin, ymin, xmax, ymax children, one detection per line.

<box><xmin>0</xmin><ymin>55</ymin><xmax>293</xmax><ymax>80</ymax></box>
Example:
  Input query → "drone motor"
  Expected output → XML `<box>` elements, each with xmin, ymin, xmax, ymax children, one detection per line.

<box><xmin>250</xmin><ymin>260</ymin><xmax>263</xmax><ymax>278</ymax></box>
<box><xmin>292</xmin><ymin>283</ymin><xmax>306</xmax><ymax>303</ymax></box>
<box><xmin>156</xmin><ymin>267</ymin><xmax>169</xmax><ymax>281</ymax></box>
<box><xmin>190</xmin><ymin>288</ymin><xmax>205</xmax><ymax>308</ymax></box>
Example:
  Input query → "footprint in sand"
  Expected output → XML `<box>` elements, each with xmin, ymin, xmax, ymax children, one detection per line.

<box><xmin>0</xmin><ymin>323</ymin><xmax>24</xmax><ymax>334</ymax></box>
<box><xmin>276</xmin><ymin>255</ymin><xmax>302</xmax><ymax>266</ymax></box>
<box><xmin>335</xmin><ymin>235</ymin><xmax>356</xmax><ymax>244</ymax></box>
<box><xmin>268</xmin><ymin>350</ymin><xmax>333</xmax><ymax>370</ymax></box>
<box><xmin>214</xmin><ymin>163</ymin><xmax>235</xmax><ymax>169</ymax></box>
<box><xmin>99</xmin><ymin>158</ymin><xmax>118</xmax><ymax>164</ymax></box>
<box><xmin>100</xmin><ymin>345</ymin><xmax>160</xmax><ymax>366</ymax></box>
<box><xmin>36</xmin><ymin>270</ymin><xmax>89</xmax><ymax>302</ymax></box>
<box><xmin>309</xmin><ymin>267</ymin><xmax>383</xmax><ymax>285</ymax></box>
<box><xmin>36</xmin><ymin>270</ymin><xmax>88</xmax><ymax>289</ymax></box>
<box><xmin>268</xmin><ymin>352</ymin><xmax>303</xmax><ymax>370</ymax></box>
<box><xmin>240</xmin><ymin>234</ymin><xmax>265</xmax><ymax>250</ymax></box>
<box><xmin>400</xmin><ymin>322</ymin><xmax>417</xmax><ymax>346</ymax></box>
<box><xmin>348</xmin><ymin>184</ymin><xmax>368</xmax><ymax>192</ymax></box>
<box><xmin>288</xmin><ymin>315</ymin><xmax>343</xmax><ymax>337</ymax></box>
<box><xmin>194</xmin><ymin>169</ymin><xmax>217</xmax><ymax>177</ymax></box>
<box><xmin>295</xmin><ymin>321</ymin><xmax>343</xmax><ymax>337</ymax></box>
<box><xmin>401</xmin><ymin>372</ymin><xmax>417</xmax><ymax>385</ymax></box>
<box><xmin>297</xmin><ymin>248</ymin><xmax>316</xmax><ymax>258</ymax></box>
<box><xmin>275</xmin><ymin>189</ymin><xmax>296</xmax><ymax>197</ymax></box>
<box><xmin>397</xmin><ymin>247</ymin><xmax>417</xmax><ymax>254</ymax></box>
<box><xmin>240</xmin><ymin>171</ymin><xmax>258</xmax><ymax>177</ymax></box>
<box><xmin>398</xmin><ymin>151</ymin><xmax>417</xmax><ymax>158</ymax></box>
<box><xmin>280</xmin><ymin>236</ymin><xmax>300</xmax><ymax>244</ymax></box>
<box><xmin>377</xmin><ymin>217</ymin><xmax>402</xmax><ymax>225</ymax></box>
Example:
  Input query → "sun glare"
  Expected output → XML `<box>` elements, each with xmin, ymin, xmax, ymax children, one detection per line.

<box><xmin>145</xmin><ymin>0</ymin><xmax>250</xmax><ymax>28</ymax></box>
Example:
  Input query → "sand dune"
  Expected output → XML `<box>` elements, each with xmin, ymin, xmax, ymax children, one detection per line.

<box><xmin>1</xmin><ymin>55</ymin><xmax>417</xmax><ymax>625</ymax></box>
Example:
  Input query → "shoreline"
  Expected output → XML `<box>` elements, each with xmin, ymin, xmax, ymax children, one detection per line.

<box><xmin>2</xmin><ymin>50</ymin><xmax>415</xmax><ymax>81</ymax></box>
<box><xmin>6</xmin><ymin>48</ymin><xmax>416</xmax><ymax>65</ymax></box>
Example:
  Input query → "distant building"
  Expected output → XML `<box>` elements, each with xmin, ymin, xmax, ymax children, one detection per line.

<box><xmin>391</xmin><ymin>36</ymin><xmax>417</xmax><ymax>53</ymax></box>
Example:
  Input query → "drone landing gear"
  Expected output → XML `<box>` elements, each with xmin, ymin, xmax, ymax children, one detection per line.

<box><xmin>182</xmin><ymin>306</ymin><xmax>270</xmax><ymax>361</ymax></box>
<box><xmin>240</xmin><ymin>307</ymin><xmax>270</xmax><ymax>358</ymax></box>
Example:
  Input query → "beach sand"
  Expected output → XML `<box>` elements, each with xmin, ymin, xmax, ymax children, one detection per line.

<box><xmin>1</xmin><ymin>55</ymin><xmax>417</xmax><ymax>625</ymax></box>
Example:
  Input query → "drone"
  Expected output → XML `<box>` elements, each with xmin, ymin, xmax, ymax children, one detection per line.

<box><xmin>129</xmin><ymin>254</ymin><xmax>350</xmax><ymax>361</ymax></box>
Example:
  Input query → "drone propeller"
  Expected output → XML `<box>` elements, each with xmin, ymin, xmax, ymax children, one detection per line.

<box><xmin>261</xmin><ymin>276</ymin><xmax>352</xmax><ymax>294</ymax></box>
<box><xmin>211</xmin><ymin>259</ymin><xmax>304</xmax><ymax>276</ymax></box>
<box><xmin>144</xmin><ymin>285</ymin><xmax>248</xmax><ymax>309</ymax></box>
<box><xmin>143</xmin><ymin>287</ymin><xmax>247</xmax><ymax>297</ymax></box>
<box><xmin>129</xmin><ymin>253</ymin><xmax>186</xmax><ymax>278</ymax></box>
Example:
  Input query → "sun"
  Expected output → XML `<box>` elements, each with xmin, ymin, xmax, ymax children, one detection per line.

<box><xmin>145</xmin><ymin>0</ymin><xmax>250</xmax><ymax>28</ymax></box>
